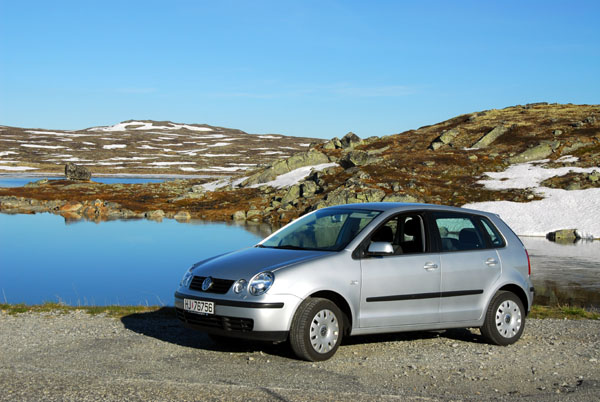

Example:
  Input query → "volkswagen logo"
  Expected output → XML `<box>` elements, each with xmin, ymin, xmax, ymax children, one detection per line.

<box><xmin>201</xmin><ymin>277</ymin><xmax>213</xmax><ymax>291</ymax></box>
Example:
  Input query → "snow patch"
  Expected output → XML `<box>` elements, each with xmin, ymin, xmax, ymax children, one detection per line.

<box><xmin>21</xmin><ymin>144</ymin><xmax>67</xmax><ymax>149</ymax></box>
<box><xmin>0</xmin><ymin>151</ymin><xmax>18</xmax><ymax>157</ymax></box>
<box><xmin>207</xmin><ymin>142</ymin><xmax>231</xmax><ymax>147</ymax></box>
<box><xmin>89</xmin><ymin>121</ymin><xmax>214</xmax><ymax>132</ymax></box>
<box><xmin>0</xmin><ymin>166</ymin><xmax>38</xmax><ymax>171</ymax></box>
<box><xmin>103</xmin><ymin>144</ymin><xmax>127</xmax><ymax>149</ymax></box>
<box><xmin>464</xmin><ymin>158</ymin><xmax>600</xmax><ymax>238</ymax></box>
<box><xmin>251</xmin><ymin>163</ymin><xmax>338</xmax><ymax>188</ymax></box>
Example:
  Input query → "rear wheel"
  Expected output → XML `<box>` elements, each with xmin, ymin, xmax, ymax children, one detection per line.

<box><xmin>289</xmin><ymin>297</ymin><xmax>343</xmax><ymax>361</ymax></box>
<box><xmin>481</xmin><ymin>291</ymin><xmax>525</xmax><ymax>346</ymax></box>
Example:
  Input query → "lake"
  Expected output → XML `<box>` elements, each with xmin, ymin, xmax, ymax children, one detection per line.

<box><xmin>0</xmin><ymin>176</ymin><xmax>173</xmax><ymax>187</ymax></box>
<box><xmin>1</xmin><ymin>212</ymin><xmax>598</xmax><ymax>308</ymax></box>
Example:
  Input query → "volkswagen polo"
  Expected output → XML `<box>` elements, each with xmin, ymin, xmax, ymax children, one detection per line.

<box><xmin>175</xmin><ymin>203</ymin><xmax>534</xmax><ymax>361</ymax></box>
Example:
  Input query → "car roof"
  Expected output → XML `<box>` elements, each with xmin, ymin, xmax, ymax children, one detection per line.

<box><xmin>321</xmin><ymin>202</ymin><xmax>498</xmax><ymax>218</ymax></box>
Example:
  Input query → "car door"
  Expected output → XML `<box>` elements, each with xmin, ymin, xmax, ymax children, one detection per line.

<box><xmin>359</xmin><ymin>213</ymin><xmax>441</xmax><ymax>328</ymax></box>
<box><xmin>431</xmin><ymin>212</ymin><xmax>503</xmax><ymax>322</ymax></box>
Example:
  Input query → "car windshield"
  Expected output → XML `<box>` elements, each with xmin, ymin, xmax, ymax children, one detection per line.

<box><xmin>260</xmin><ymin>208</ymin><xmax>381</xmax><ymax>251</ymax></box>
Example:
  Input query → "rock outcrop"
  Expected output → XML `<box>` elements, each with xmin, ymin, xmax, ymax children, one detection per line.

<box><xmin>65</xmin><ymin>163</ymin><xmax>91</xmax><ymax>181</ymax></box>
<box><xmin>471</xmin><ymin>125</ymin><xmax>510</xmax><ymax>149</ymax></box>
<box><xmin>241</xmin><ymin>150</ymin><xmax>331</xmax><ymax>187</ymax></box>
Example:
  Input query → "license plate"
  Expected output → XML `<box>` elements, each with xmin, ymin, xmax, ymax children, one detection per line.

<box><xmin>183</xmin><ymin>299</ymin><xmax>215</xmax><ymax>315</ymax></box>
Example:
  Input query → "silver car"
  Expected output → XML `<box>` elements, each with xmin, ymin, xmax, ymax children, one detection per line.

<box><xmin>175</xmin><ymin>203</ymin><xmax>534</xmax><ymax>361</ymax></box>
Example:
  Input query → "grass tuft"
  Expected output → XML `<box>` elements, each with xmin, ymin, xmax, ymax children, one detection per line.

<box><xmin>529</xmin><ymin>304</ymin><xmax>599</xmax><ymax>320</ymax></box>
<box><xmin>0</xmin><ymin>302</ymin><xmax>164</xmax><ymax>318</ymax></box>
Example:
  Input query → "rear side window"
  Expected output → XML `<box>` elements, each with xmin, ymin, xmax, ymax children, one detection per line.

<box><xmin>433</xmin><ymin>213</ymin><xmax>486</xmax><ymax>252</ymax></box>
<box><xmin>479</xmin><ymin>217</ymin><xmax>506</xmax><ymax>247</ymax></box>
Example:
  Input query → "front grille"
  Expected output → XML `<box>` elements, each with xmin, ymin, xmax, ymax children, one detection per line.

<box><xmin>189</xmin><ymin>276</ymin><xmax>234</xmax><ymax>294</ymax></box>
<box><xmin>176</xmin><ymin>308</ymin><xmax>254</xmax><ymax>332</ymax></box>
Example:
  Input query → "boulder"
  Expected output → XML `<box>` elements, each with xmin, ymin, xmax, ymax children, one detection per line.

<box><xmin>339</xmin><ymin>150</ymin><xmax>383</xmax><ymax>169</ymax></box>
<box><xmin>471</xmin><ymin>125</ymin><xmax>510</xmax><ymax>149</ymax></box>
<box><xmin>145</xmin><ymin>210</ymin><xmax>165</xmax><ymax>221</ymax></box>
<box><xmin>382</xmin><ymin>194</ymin><xmax>420</xmax><ymax>203</ymax></box>
<box><xmin>246</xmin><ymin>210</ymin><xmax>262</xmax><ymax>221</ymax></box>
<box><xmin>429</xmin><ymin>129</ymin><xmax>459</xmax><ymax>150</ymax></box>
<box><xmin>65</xmin><ymin>163</ymin><xmax>91</xmax><ymax>181</ymax></box>
<box><xmin>173</xmin><ymin>211</ymin><xmax>191</xmax><ymax>221</ymax></box>
<box><xmin>300</xmin><ymin>181</ymin><xmax>319</xmax><ymax>198</ymax></box>
<box><xmin>232</xmin><ymin>210</ymin><xmax>246</xmax><ymax>221</ymax></box>
<box><xmin>546</xmin><ymin>229</ymin><xmax>580</xmax><ymax>243</ymax></box>
<box><xmin>508</xmin><ymin>143</ymin><xmax>554</xmax><ymax>164</ymax></box>
<box><xmin>322</xmin><ymin>137</ymin><xmax>342</xmax><ymax>150</ymax></box>
<box><xmin>340</xmin><ymin>132</ymin><xmax>362</xmax><ymax>149</ymax></box>
<box><xmin>281</xmin><ymin>184</ymin><xmax>301</xmax><ymax>205</ymax></box>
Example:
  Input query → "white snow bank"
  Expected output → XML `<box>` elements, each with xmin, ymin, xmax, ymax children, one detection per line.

<box><xmin>251</xmin><ymin>163</ymin><xmax>337</xmax><ymax>189</ymax></box>
<box><xmin>20</xmin><ymin>144</ymin><xmax>66</xmax><ymax>149</ymax></box>
<box><xmin>89</xmin><ymin>121</ymin><xmax>214</xmax><ymax>132</ymax></box>
<box><xmin>464</xmin><ymin>158</ymin><xmax>600</xmax><ymax>238</ymax></box>
<box><xmin>0</xmin><ymin>165</ymin><xmax>38</xmax><ymax>171</ymax></box>
<box><xmin>103</xmin><ymin>144</ymin><xmax>127</xmax><ymax>149</ymax></box>
<box><xmin>464</xmin><ymin>188</ymin><xmax>600</xmax><ymax>238</ymax></box>
<box><xmin>202</xmin><ymin>153</ymin><xmax>239</xmax><ymax>157</ymax></box>
<box><xmin>476</xmin><ymin>159</ymin><xmax>599</xmax><ymax>190</ymax></box>
<box><xmin>258</xmin><ymin>135</ymin><xmax>281</xmax><ymax>139</ymax></box>
<box><xmin>207</xmin><ymin>142</ymin><xmax>231</xmax><ymax>147</ymax></box>
<box><xmin>0</xmin><ymin>151</ymin><xmax>18</xmax><ymax>156</ymax></box>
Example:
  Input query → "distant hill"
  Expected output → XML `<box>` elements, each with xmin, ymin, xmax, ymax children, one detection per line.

<box><xmin>0</xmin><ymin>120</ymin><xmax>320</xmax><ymax>176</ymax></box>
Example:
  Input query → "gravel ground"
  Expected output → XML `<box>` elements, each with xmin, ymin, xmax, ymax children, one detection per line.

<box><xmin>0</xmin><ymin>309</ymin><xmax>598</xmax><ymax>401</ymax></box>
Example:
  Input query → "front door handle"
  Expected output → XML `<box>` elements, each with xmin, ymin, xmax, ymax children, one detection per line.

<box><xmin>424</xmin><ymin>262</ymin><xmax>439</xmax><ymax>271</ymax></box>
<box><xmin>485</xmin><ymin>258</ymin><xmax>499</xmax><ymax>267</ymax></box>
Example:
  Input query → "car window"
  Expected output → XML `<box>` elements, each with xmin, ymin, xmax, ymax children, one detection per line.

<box><xmin>262</xmin><ymin>208</ymin><xmax>381</xmax><ymax>251</ymax></box>
<box><xmin>479</xmin><ymin>217</ymin><xmax>505</xmax><ymax>247</ymax></box>
<box><xmin>369</xmin><ymin>214</ymin><xmax>426</xmax><ymax>254</ymax></box>
<box><xmin>433</xmin><ymin>214</ymin><xmax>486</xmax><ymax>251</ymax></box>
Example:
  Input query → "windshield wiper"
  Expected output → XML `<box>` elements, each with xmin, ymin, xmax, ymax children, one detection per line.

<box><xmin>273</xmin><ymin>245</ymin><xmax>307</xmax><ymax>250</ymax></box>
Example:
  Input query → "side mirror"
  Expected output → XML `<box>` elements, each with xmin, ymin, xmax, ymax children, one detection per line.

<box><xmin>367</xmin><ymin>241</ymin><xmax>394</xmax><ymax>256</ymax></box>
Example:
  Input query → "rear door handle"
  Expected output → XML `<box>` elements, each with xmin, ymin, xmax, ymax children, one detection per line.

<box><xmin>424</xmin><ymin>262</ymin><xmax>439</xmax><ymax>271</ymax></box>
<box><xmin>485</xmin><ymin>258</ymin><xmax>498</xmax><ymax>267</ymax></box>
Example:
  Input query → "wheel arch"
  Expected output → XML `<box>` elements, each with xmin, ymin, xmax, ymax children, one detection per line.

<box><xmin>496</xmin><ymin>284</ymin><xmax>529</xmax><ymax>316</ymax></box>
<box><xmin>309</xmin><ymin>290</ymin><xmax>353</xmax><ymax>335</ymax></box>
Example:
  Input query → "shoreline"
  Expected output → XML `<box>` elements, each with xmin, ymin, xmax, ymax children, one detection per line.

<box><xmin>0</xmin><ymin>172</ymin><xmax>225</xmax><ymax>180</ymax></box>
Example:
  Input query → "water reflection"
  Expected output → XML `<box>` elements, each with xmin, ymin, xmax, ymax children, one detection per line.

<box><xmin>521</xmin><ymin>237</ymin><xmax>600</xmax><ymax>308</ymax></box>
<box><xmin>1</xmin><ymin>212</ymin><xmax>598</xmax><ymax>308</ymax></box>
<box><xmin>0</xmin><ymin>213</ymin><xmax>265</xmax><ymax>306</ymax></box>
<box><xmin>0</xmin><ymin>176</ymin><xmax>180</xmax><ymax>187</ymax></box>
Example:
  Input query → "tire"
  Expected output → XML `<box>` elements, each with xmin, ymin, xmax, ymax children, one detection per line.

<box><xmin>289</xmin><ymin>297</ymin><xmax>344</xmax><ymax>361</ymax></box>
<box><xmin>481</xmin><ymin>291</ymin><xmax>525</xmax><ymax>346</ymax></box>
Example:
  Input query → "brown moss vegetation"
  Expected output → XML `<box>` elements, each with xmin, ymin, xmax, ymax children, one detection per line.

<box><xmin>1</xmin><ymin>103</ymin><xmax>598</xmax><ymax>224</ymax></box>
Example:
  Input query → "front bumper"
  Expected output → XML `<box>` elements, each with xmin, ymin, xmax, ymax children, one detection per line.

<box><xmin>174</xmin><ymin>290</ymin><xmax>302</xmax><ymax>342</ymax></box>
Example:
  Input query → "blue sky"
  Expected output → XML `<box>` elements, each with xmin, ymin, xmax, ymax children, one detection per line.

<box><xmin>1</xmin><ymin>1</ymin><xmax>598</xmax><ymax>139</ymax></box>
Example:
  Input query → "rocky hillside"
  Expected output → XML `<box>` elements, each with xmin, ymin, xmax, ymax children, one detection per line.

<box><xmin>1</xmin><ymin>103</ymin><xmax>599</xmax><ymax>226</ymax></box>
<box><xmin>0</xmin><ymin>120</ymin><xmax>319</xmax><ymax>176</ymax></box>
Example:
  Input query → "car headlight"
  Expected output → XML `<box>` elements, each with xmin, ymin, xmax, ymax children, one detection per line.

<box><xmin>180</xmin><ymin>270</ymin><xmax>194</xmax><ymax>288</ymax></box>
<box><xmin>248</xmin><ymin>272</ymin><xmax>274</xmax><ymax>296</ymax></box>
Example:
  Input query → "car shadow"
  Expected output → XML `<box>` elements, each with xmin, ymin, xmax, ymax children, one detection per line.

<box><xmin>342</xmin><ymin>327</ymin><xmax>487</xmax><ymax>347</ymax></box>
<box><xmin>120</xmin><ymin>307</ymin><xmax>295</xmax><ymax>359</ymax></box>
<box><xmin>122</xmin><ymin>308</ymin><xmax>490</xmax><ymax>360</ymax></box>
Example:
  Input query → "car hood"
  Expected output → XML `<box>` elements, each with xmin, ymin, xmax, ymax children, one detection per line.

<box><xmin>191</xmin><ymin>246</ymin><xmax>331</xmax><ymax>279</ymax></box>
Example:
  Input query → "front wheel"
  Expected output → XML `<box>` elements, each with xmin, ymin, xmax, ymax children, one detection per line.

<box><xmin>289</xmin><ymin>297</ymin><xmax>343</xmax><ymax>361</ymax></box>
<box><xmin>481</xmin><ymin>291</ymin><xmax>525</xmax><ymax>346</ymax></box>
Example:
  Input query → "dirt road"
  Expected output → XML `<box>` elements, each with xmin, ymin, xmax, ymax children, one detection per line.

<box><xmin>1</xmin><ymin>309</ymin><xmax>598</xmax><ymax>401</ymax></box>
